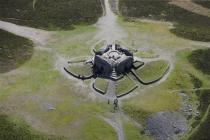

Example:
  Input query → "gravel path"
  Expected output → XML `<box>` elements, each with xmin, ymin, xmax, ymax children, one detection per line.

<box><xmin>94</xmin><ymin>0</ymin><xmax>127</xmax><ymax>44</ymax></box>
<box><xmin>106</xmin><ymin>80</ymin><xmax>117</xmax><ymax>99</ymax></box>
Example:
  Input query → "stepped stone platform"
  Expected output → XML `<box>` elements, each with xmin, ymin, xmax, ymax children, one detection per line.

<box><xmin>64</xmin><ymin>44</ymin><xmax>170</xmax><ymax>99</ymax></box>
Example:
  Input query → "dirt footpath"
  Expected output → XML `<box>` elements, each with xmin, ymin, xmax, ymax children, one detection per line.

<box><xmin>0</xmin><ymin>20</ymin><xmax>51</xmax><ymax>46</ymax></box>
<box><xmin>169</xmin><ymin>0</ymin><xmax>210</xmax><ymax>17</ymax></box>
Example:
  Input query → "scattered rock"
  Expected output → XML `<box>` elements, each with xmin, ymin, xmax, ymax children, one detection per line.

<box><xmin>195</xmin><ymin>111</ymin><xmax>200</xmax><ymax>116</ymax></box>
<box><xmin>146</xmin><ymin>111</ymin><xmax>188</xmax><ymax>140</ymax></box>
<box><xmin>41</xmin><ymin>103</ymin><xmax>56</xmax><ymax>111</ymax></box>
<box><xmin>179</xmin><ymin>92</ymin><xmax>194</xmax><ymax>119</ymax></box>
<box><xmin>180</xmin><ymin>92</ymin><xmax>189</xmax><ymax>101</ymax></box>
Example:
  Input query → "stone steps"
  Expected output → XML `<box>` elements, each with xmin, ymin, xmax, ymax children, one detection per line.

<box><xmin>111</xmin><ymin>69</ymin><xmax>117</xmax><ymax>79</ymax></box>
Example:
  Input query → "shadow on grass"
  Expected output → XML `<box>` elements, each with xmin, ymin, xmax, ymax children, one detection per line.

<box><xmin>188</xmin><ymin>49</ymin><xmax>210</xmax><ymax>75</ymax></box>
<box><xmin>119</xmin><ymin>0</ymin><xmax>210</xmax><ymax>42</ymax></box>
<box><xmin>0</xmin><ymin>0</ymin><xmax>103</xmax><ymax>30</ymax></box>
<box><xmin>0</xmin><ymin>29</ymin><xmax>34</xmax><ymax>73</ymax></box>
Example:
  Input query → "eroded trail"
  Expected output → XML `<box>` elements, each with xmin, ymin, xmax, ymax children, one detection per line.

<box><xmin>106</xmin><ymin>80</ymin><xmax>117</xmax><ymax>99</ymax></box>
<box><xmin>93</xmin><ymin>1</ymin><xmax>126</xmax><ymax>139</ymax></box>
<box><xmin>0</xmin><ymin>20</ymin><xmax>51</xmax><ymax>46</ymax></box>
<box><xmin>169</xmin><ymin>0</ymin><xmax>210</xmax><ymax>17</ymax></box>
<box><xmin>94</xmin><ymin>0</ymin><xmax>127</xmax><ymax>44</ymax></box>
<box><xmin>101</xmin><ymin>113</ymin><xmax>125</xmax><ymax>140</ymax></box>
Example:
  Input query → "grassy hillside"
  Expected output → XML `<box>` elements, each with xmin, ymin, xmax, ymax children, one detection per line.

<box><xmin>185</xmin><ymin>49</ymin><xmax>210</xmax><ymax>140</ymax></box>
<box><xmin>0</xmin><ymin>0</ymin><xmax>103</xmax><ymax>30</ymax></box>
<box><xmin>122</xmin><ymin>48</ymin><xmax>210</xmax><ymax>125</ymax></box>
<box><xmin>119</xmin><ymin>0</ymin><xmax>210</xmax><ymax>42</ymax></box>
<box><xmin>0</xmin><ymin>26</ymin><xmax>119</xmax><ymax>139</ymax></box>
<box><xmin>0</xmin><ymin>29</ymin><xmax>34</xmax><ymax>73</ymax></box>
<box><xmin>186</xmin><ymin>90</ymin><xmax>210</xmax><ymax>140</ymax></box>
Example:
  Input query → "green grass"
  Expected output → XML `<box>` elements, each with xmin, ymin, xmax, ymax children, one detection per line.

<box><xmin>184</xmin><ymin>90</ymin><xmax>210</xmax><ymax>140</ymax></box>
<box><xmin>116</xmin><ymin>76</ymin><xmax>137</xmax><ymax>95</ymax></box>
<box><xmin>183</xmin><ymin>49</ymin><xmax>210</xmax><ymax>134</ymax></box>
<box><xmin>118</xmin><ymin>16</ymin><xmax>197</xmax><ymax>52</ymax></box>
<box><xmin>50</xmin><ymin>25</ymin><xmax>97</xmax><ymax>57</ymax></box>
<box><xmin>94</xmin><ymin>78</ymin><xmax>109</xmax><ymax>93</ymax></box>
<box><xmin>133</xmin><ymin>61</ymin><xmax>144</xmax><ymax>69</ymax></box>
<box><xmin>122</xmin><ymin>49</ymin><xmax>210</xmax><ymax>125</ymax></box>
<box><xmin>0</xmin><ymin>49</ymin><xmax>113</xmax><ymax>139</ymax></box>
<box><xmin>135</xmin><ymin>50</ymin><xmax>159</xmax><ymax>58</ymax></box>
<box><xmin>0</xmin><ymin>114</ymin><xmax>65</xmax><ymax>140</ymax></box>
<box><xmin>0</xmin><ymin>51</ymin><xmax>59</xmax><ymax>99</ymax></box>
<box><xmin>67</xmin><ymin>63</ymin><xmax>93</xmax><ymax>77</ymax></box>
<box><xmin>164</xmin><ymin>49</ymin><xmax>210</xmax><ymax>91</ymax></box>
<box><xmin>123</xmin><ymin>122</ymin><xmax>151</xmax><ymax>140</ymax></box>
<box><xmin>119</xmin><ymin>0</ymin><xmax>210</xmax><ymax>42</ymax></box>
<box><xmin>0</xmin><ymin>0</ymin><xmax>102</xmax><ymax>30</ymax></box>
<box><xmin>94</xmin><ymin>40</ymin><xmax>107</xmax><ymax>52</ymax></box>
<box><xmin>83</xmin><ymin>117</ymin><xmax>117</xmax><ymax>140</ymax></box>
<box><xmin>0</xmin><ymin>29</ymin><xmax>34</xmax><ymax>73</ymax></box>
<box><xmin>123</xmin><ymin>89</ymin><xmax>181</xmax><ymax>124</ymax></box>
<box><xmin>2</xmin><ymin>2</ymin><xmax>210</xmax><ymax>139</ymax></box>
<box><xmin>134</xmin><ymin>60</ymin><xmax>169</xmax><ymax>83</ymax></box>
